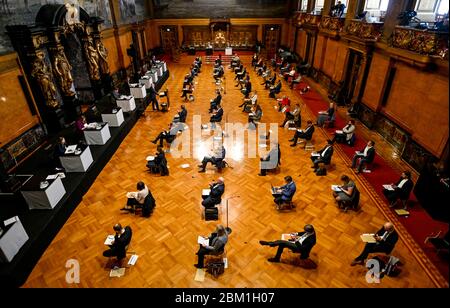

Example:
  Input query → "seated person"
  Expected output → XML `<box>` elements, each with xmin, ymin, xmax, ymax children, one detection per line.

<box><xmin>241</xmin><ymin>79</ymin><xmax>252</xmax><ymax>98</ymax></box>
<box><xmin>210</xmin><ymin>104</ymin><xmax>224</xmax><ymax>123</ymax></box>
<box><xmin>316</xmin><ymin>102</ymin><xmax>335</xmax><ymax>127</ymax></box>
<box><xmin>279</xmin><ymin>62</ymin><xmax>290</xmax><ymax>75</ymax></box>
<box><xmin>271</xmin><ymin>176</ymin><xmax>296</xmax><ymax>207</ymax></box>
<box><xmin>151</xmin><ymin>123</ymin><xmax>178</xmax><ymax>147</ymax></box>
<box><xmin>269</xmin><ymin>81</ymin><xmax>282</xmax><ymax>98</ymax></box>
<box><xmin>112</xmin><ymin>87</ymin><xmax>121</xmax><ymax>100</ymax></box>
<box><xmin>262</xmin><ymin>74</ymin><xmax>276</xmax><ymax>88</ymax></box>
<box><xmin>290</xmin><ymin>120</ymin><xmax>315</xmax><ymax>147</ymax></box>
<box><xmin>277</xmin><ymin>95</ymin><xmax>290</xmax><ymax>112</ymax></box>
<box><xmin>259</xmin><ymin>142</ymin><xmax>281</xmax><ymax>176</ymax></box>
<box><xmin>382</xmin><ymin>171</ymin><xmax>414</xmax><ymax>208</ymax></box>
<box><xmin>181</xmin><ymin>83</ymin><xmax>194</xmax><ymax>100</ymax></box>
<box><xmin>235</xmin><ymin>67</ymin><xmax>247</xmax><ymax>81</ymax></box>
<box><xmin>281</xmin><ymin>103</ymin><xmax>301</xmax><ymax>128</ymax></box>
<box><xmin>283</xmin><ymin>66</ymin><xmax>296</xmax><ymax>81</ymax></box>
<box><xmin>239</xmin><ymin>91</ymin><xmax>257</xmax><ymax>111</ymax></box>
<box><xmin>202</xmin><ymin>177</ymin><xmax>225</xmax><ymax>208</ymax></box>
<box><xmin>351</xmin><ymin>222</ymin><xmax>398</xmax><ymax>266</ymax></box>
<box><xmin>103</xmin><ymin>223</ymin><xmax>132</xmax><ymax>262</ymax></box>
<box><xmin>234</xmin><ymin>63</ymin><xmax>244</xmax><ymax>75</ymax></box>
<box><xmin>261</xmin><ymin>67</ymin><xmax>271</xmax><ymax>78</ymax></box>
<box><xmin>213</xmin><ymin>65</ymin><xmax>224</xmax><ymax>80</ymax></box>
<box><xmin>147</xmin><ymin>146</ymin><xmax>169</xmax><ymax>176</ymax></box>
<box><xmin>178</xmin><ymin>105</ymin><xmax>188</xmax><ymax>123</ymax></box>
<box><xmin>332</xmin><ymin>175</ymin><xmax>356</xmax><ymax>210</ymax></box>
<box><xmin>310</xmin><ymin>140</ymin><xmax>334</xmax><ymax>171</ymax></box>
<box><xmin>251</xmin><ymin>53</ymin><xmax>258</xmax><ymax>67</ymax></box>
<box><xmin>198</xmin><ymin>145</ymin><xmax>226</xmax><ymax>173</ymax></box>
<box><xmin>120</xmin><ymin>181</ymin><xmax>150</xmax><ymax>213</ymax></box>
<box><xmin>214</xmin><ymin>55</ymin><xmax>222</xmax><ymax>66</ymax></box>
<box><xmin>351</xmin><ymin>140</ymin><xmax>376</xmax><ymax>173</ymax></box>
<box><xmin>333</xmin><ymin>120</ymin><xmax>355</xmax><ymax>145</ymax></box>
<box><xmin>75</xmin><ymin>115</ymin><xmax>87</xmax><ymax>140</ymax></box>
<box><xmin>195</xmin><ymin>225</ymin><xmax>229</xmax><ymax>269</ymax></box>
<box><xmin>209</xmin><ymin>90</ymin><xmax>222</xmax><ymax>113</ymax></box>
<box><xmin>254</xmin><ymin>58</ymin><xmax>263</xmax><ymax>70</ymax></box>
<box><xmin>290</xmin><ymin>74</ymin><xmax>302</xmax><ymax>89</ymax></box>
<box><xmin>259</xmin><ymin>224</ymin><xmax>316</xmax><ymax>263</ymax></box>
<box><xmin>248</xmin><ymin>104</ymin><xmax>263</xmax><ymax>127</ymax></box>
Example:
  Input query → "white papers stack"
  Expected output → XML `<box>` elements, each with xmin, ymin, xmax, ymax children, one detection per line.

<box><xmin>331</xmin><ymin>185</ymin><xmax>342</xmax><ymax>192</ymax></box>
<box><xmin>4</xmin><ymin>216</ymin><xmax>18</xmax><ymax>227</ymax></box>
<box><xmin>46</xmin><ymin>174</ymin><xmax>58</xmax><ymax>180</ymax></box>
<box><xmin>202</xmin><ymin>189</ymin><xmax>211</xmax><ymax>196</ymax></box>
<box><xmin>104</xmin><ymin>235</ymin><xmax>115</xmax><ymax>245</ymax></box>
<box><xmin>146</xmin><ymin>156</ymin><xmax>155</xmax><ymax>161</ymax></box>
<box><xmin>65</xmin><ymin>145</ymin><xmax>77</xmax><ymax>154</ymax></box>
<box><xmin>360</xmin><ymin>234</ymin><xmax>376</xmax><ymax>243</ymax></box>
<box><xmin>197</xmin><ymin>236</ymin><xmax>209</xmax><ymax>246</ymax></box>
<box><xmin>383</xmin><ymin>184</ymin><xmax>395</xmax><ymax>191</ymax></box>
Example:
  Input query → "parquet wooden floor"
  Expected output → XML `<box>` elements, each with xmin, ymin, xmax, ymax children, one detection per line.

<box><xmin>22</xmin><ymin>55</ymin><xmax>438</xmax><ymax>288</ymax></box>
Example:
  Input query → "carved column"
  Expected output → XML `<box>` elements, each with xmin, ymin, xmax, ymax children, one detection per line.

<box><xmin>81</xmin><ymin>24</ymin><xmax>103</xmax><ymax>99</ymax></box>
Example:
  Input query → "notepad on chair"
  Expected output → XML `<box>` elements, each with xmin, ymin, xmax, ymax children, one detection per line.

<box><xmin>360</xmin><ymin>234</ymin><xmax>376</xmax><ymax>243</ymax></box>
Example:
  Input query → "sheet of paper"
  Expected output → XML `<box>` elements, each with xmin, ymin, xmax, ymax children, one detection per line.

<box><xmin>104</xmin><ymin>235</ymin><xmax>115</xmax><ymax>245</ymax></box>
<box><xmin>110</xmin><ymin>267</ymin><xmax>126</xmax><ymax>277</ymax></box>
<box><xmin>355</xmin><ymin>151</ymin><xmax>362</xmax><ymax>155</ymax></box>
<box><xmin>146</xmin><ymin>156</ymin><xmax>155</xmax><ymax>161</ymax></box>
<box><xmin>4</xmin><ymin>216</ymin><xmax>18</xmax><ymax>227</ymax></box>
<box><xmin>65</xmin><ymin>145</ymin><xmax>77</xmax><ymax>154</ymax></box>
<box><xmin>281</xmin><ymin>233</ymin><xmax>295</xmax><ymax>241</ymax></box>
<box><xmin>360</xmin><ymin>234</ymin><xmax>376</xmax><ymax>243</ymax></box>
<box><xmin>335</xmin><ymin>130</ymin><xmax>343</xmax><ymax>134</ymax></box>
<box><xmin>194</xmin><ymin>268</ymin><xmax>206</xmax><ymax>282</ymax></box>
<box><xmin>128</xmin><ymin>254</ymin><xmax>138</xmax><ymax>265</ymax></box>
<box><xmin>180</xmin><ymin>164</ymin><xmax>190</xmax><ymax>169</ymax></box>
<box><xmin>311</xmin><ymin>153</ymin><xmax>320</xmax><ymax>157</ymax></box>
<box><xmin>46</xmin><ymin>174</ymin><xmax>58</xmax><ymax>180</ymax></box>
<box><xmin>331</xmin><ymin>185</ymin><xmax>342</xmax><ymax>192</ymax></box>
<box><xmin>56</xmin><ymin>172</ymin><xmax>66</xmax><ymax>179</ymax></box>
<box><xmin>202</xmin><ymin>189</ymin><xmax>211</xmax><ymax>196</ymax></box>
<box><xmin>126</xmin><ymin>192</ymin><xmax>137</xmax><ymax>199</ymax></box>
<box><xmin>197</xmin><ymin>236</ymin><xmax>209</xmax><ymax>246</ymax></box>
<box><xmin>383</xmin><ymin>184</ymin><xmax>394</xmax><ymax>191</ymax></box>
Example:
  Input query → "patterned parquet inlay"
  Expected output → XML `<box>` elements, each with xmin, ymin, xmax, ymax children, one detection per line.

<box><xmin>22</xmin><ymin>55</ymin><xmax>438</xmax><ymax>288</ymax></box>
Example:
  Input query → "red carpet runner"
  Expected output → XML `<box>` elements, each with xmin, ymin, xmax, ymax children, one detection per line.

<box><xmin>294</xmin><ymin>80</ymin><xmax>448</xmax><ymax>282</ymax></box>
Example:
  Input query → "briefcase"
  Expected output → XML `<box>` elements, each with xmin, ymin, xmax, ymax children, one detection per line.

<box><xmin>205</xmin><ymin>207</ymin><xmax>219</xmax><ymax>221</ymax></box>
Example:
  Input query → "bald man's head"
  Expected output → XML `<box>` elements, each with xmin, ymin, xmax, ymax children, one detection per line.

<box><xmin>384</xmin><ymin>222</ymin><xmax>394</xmax><ymax>231</ymax></box>
<box><xmin>217</xmin><ymin>177</ymin><xmax>224</xmax><ymax>183</ymax></box>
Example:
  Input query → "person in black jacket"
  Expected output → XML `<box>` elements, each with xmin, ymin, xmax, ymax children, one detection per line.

<box><xmin>351</xmin><ymin>140</ymin><xmax>376</xmax><ymax>173</ymax></box>
<box><xmin>202</xmin><ymin>177</ymin><xmax>225</xmax><ymax>208</ymax></box>
<box><xmin>151</xmin><ymin>123</ymin><xmax>178</xmax><ymax>147</ymax></box>
<box><xmin>103</xmin><ymin>223</ymin><xmax>132</xmax><ymax>261</ymax></box>
<box><xmin>148</xmin><ymin>82</ymin><xmax>159</xmax><ymax>111</ymax></box>
<box><xmin>259</xmin><ymin>224</ymin><xmax>316</xmax><ymax>263</ymax></box>
<box><xmin>209</xmin><ymin>90</ymin><xmax>222</xmax><ymax>113</ymax></box>
<box><xmin>198</xmin><ymin>145</ymin><xmax>226</xmax><ymax>173</ymax></box>
<box><xmin>383</xmin><ymin>171</ymin><xmax>414</xmax><ymax>208</ymax></box>
<box><xmin>290</xmin><ymin>120</ymin><xmax>315</xmax><ymax>147</ymax></box>
<box><xmin>210</xmin><ymin>105</ymin><xmax>224</xmax><ymax>123</ymax></box>
<box><xmin>178</xmin><ymin>105</ymin><xmax>187</xmax><ymax>123</ymax></box>
<box><xmin>351</xmin><ymin>222</ymin><xmax>398</xmax><ymax>266</ymax></box>
<box><xmin>310</xmin><ymin>140</ymin><xmax>334</xmax><ymax>171</ymax></box>
<box><xmin>154</xmin><ymin>146</ymin><xmax>169</xmax><ymax>176</ymax></box>
<box><xmin>259</xmin><ymin>142</ymin><xmax>281</xmax><ymax>176</ymax></box>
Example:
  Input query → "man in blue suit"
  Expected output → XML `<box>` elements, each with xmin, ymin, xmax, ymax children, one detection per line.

<box><xmin>202</xmin><ymin>177</ymin><xmax>225</xmax><ymax>208</ymax></box>
<box><xmin>273</xmin><ymin>176</ymin><xmax>296</xmax><ymax>207</ymax></box>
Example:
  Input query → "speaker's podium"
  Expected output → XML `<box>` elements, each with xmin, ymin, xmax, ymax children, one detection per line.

<box><xmin>188</xmin><ymin>46</ymin><xmax>196</xmax><ymax>55</ymax></box>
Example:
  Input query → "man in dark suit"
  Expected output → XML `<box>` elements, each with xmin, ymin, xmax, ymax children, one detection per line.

<box><xmin>202</xmin><ymin>177</ymin><xmax>225</xmax><ymax>208</ymax></box>
<box><xmin>151</xmin><ymin>123</ymin><xmax>178</xmax><ymax>147</ymax></box>
<box><xmin>103</xmin><ymin>223</ymin><xmax>132</xmax><ymax>261</ymax></box>
<box><xmin>290</xmin><ymin>120</ymin><xmax>315</xmax><ymax>146</ymax></box>
<box><xmin>198</xmin><ymin>145</ymin><xmax>226</xmax><ymax>173</ymax></box>
<box><xmin>259</xmin><ymin>224</ymin><xmax>316</xmax><ymax>263</ymax></box>
<box><xmin>259</xmin><ymin>142</ymin><xmax>280</xmax><ymax>176</ymax></box>
<box><xmin>383</xmin><ymin>171</ymin><xmax>414</xmax><ymax>208</ymax></box>
<box><xmin>209</xmin><ymin>90</ymin><xmax>222</xmax><ymax>113</ymax></box>
<box><xmin>351</xmin><ymin>140</ymin><xmax>375</xmax><ymax>173</ymax></box>
<box><xmin>272</xmin><ymin>175</ymin><xmax>296</xmax><ymax>206</ymax></box>
<box><xmin>351</xmin><ymin>222</ymin><xmax>398</xmax><ymax>266</ymax></box>
<box><xmin>310</xmin><ymin>140</ymin><xmax>334</xmax><ymax>171</ymax></box>
<box><xmin>178</xmin><ymin>105</ymin><xmax>187</xmax><ymax>123</ymax></box>
<box><xmin>210</xmin><ymin>104</ymin><xmax>223</xmax><ymax>123</ymax></box>
<box><xmin>148</xmin><ymin>82</ymin><xmax>159</xmax><ymax>111</ymax></box>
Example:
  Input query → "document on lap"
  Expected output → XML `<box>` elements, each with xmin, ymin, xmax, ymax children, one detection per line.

<box><xmin>281</xmin><ymin>234</ymin><xmax>296</xmax><ymax>241</ymax></box>
<box><xmin>360</xmin><ymin>234</ymin><xmax>376</xmax><ymax>243</ymax></box>
<box><xmin>127</xmin><ymin>192</ymin><xmax>137</xmax><ymax>199</ymax></box>
<box><xmin>355</xmin><ymin>151</ymin><xmax>362</xmax><ymax>155</ymax></box>
<box><xmin>331</xmin><ymin>185</ymin><xmax>342</xmax><ymax>192</ymax></box>
<box><xmin>383</xmin><ymin>184</ymin><xmax>395</xmax><ymax>191</ymax></box>
<box><xmin>335</xmin><ymin>130</ymin><xmax>343</xmax><ymax>134</ymax></box>
<box><xmin>65</xmin><ymin>145</ymin><xmax>77</xmax><ymax>154</ymax></box>
<box><xmin>197</xmin><ymin>236</ymin><xmax>210</xmax><ymax>246</ymax></box>
<box><xmin>104</xmin><ymin>235</ymin><xmax>115</xmax><ymax>245</ymax></box>
<box><xmin>202</xmin><ymin>189</ymin><xmax>211</xmax><ymax>196</ymax></box>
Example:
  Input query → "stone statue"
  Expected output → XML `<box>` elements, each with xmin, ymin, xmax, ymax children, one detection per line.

<box><xmin>96</xmin><ymin>40</ymin><xmax>110</xmax><ymax>75</ymax></box>
<box><xmin>84</xmin><ymin>39</ymin><xmax>100</xmax><ymax>80</ymax></box>
<box><xmin>30</xmin><ymin>51</ymin><xmax>59</xmax><ymax>108</ymax></box>
<box><xmin>53</xmin><ymin>48</ymin><xmax>75</xmax><ymax>97</ymax></box>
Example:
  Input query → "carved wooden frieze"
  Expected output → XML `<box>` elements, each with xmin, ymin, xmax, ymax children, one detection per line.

<box><xmin>391</xmin><ymin>26</ymin><xmax>448</xmax><ymax>57</ymax></box>
<box><xmin>345</xmin><ymin>19</ymin><xmax>383</xmax><ymax>41</ymax></box>
<box><xmin>319</xmin><ymin>16</ymin><xmax>344</xmax><ymax>37</ymax></box>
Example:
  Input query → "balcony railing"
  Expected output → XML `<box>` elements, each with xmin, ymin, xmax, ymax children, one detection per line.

<box><xmin>345</xmin><ymin>19</ymin><xmax>383</xmax><ymax>42</ymax></box>
<box><xmin>390</xmin><ymin>26</ymin><xmax>449</xmax><ymax>58</ymax></box>
<box><xmin>319</xmin><ymin>16</ymin><xmax>344</xmax><ymax>36</ymax></box>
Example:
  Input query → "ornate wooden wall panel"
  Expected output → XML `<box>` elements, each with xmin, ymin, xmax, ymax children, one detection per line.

<box><xmin>182</xmin><ymin>26</ymin><xmax>211</xmax><ymax>47</ymax></box>
<box><xmin>361</xmin><ymin>53</ymin><xmax>390</xmax><ymax>111</ymax></box>
<box><xmin>383</xmin><ymin>62</ymin><xmax>449</xmax><ymax>157</ymax></box>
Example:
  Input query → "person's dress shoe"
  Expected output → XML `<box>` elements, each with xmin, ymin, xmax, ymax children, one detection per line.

<box><xmin>194</xmin><ymin>264</ymin><xmax>203</xmax><ymax>269</ymax></box>
<box><xmin>290</xmin><ymin>144</ymin><xmax>297</xmax><ymax>147</ymax></box>
<box><xmin>151</xmin><ymin>140</ymin><xmax>157</xmax><ymax>144</ymax></box>
<box><xmin>268</xmin><ymin>257</ymin><xmax>280</xmax><ymax>263</ymax></box>
<box><xmin>350</xmin><ymin>259</ymin><xmax>363</xmax><ymax>266</ymax></box>
<box><xmin>258</xmin><ymin>173</ymin><xmax>265</xmax><ymax>176</ymax></box>
<box><xmin>120</xmin><ymin>207</ymin><xmax>129</xmax><ymax>211</ymax></box>
<box><xmin>288</xmin><ymin>138</ymin><xmax>294</xmax><ymax>142</ymax></box>
<box><xmin>259</xmin><ymin>240</ymin><xmax>270</xmax><ymax>246</ymax></box>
